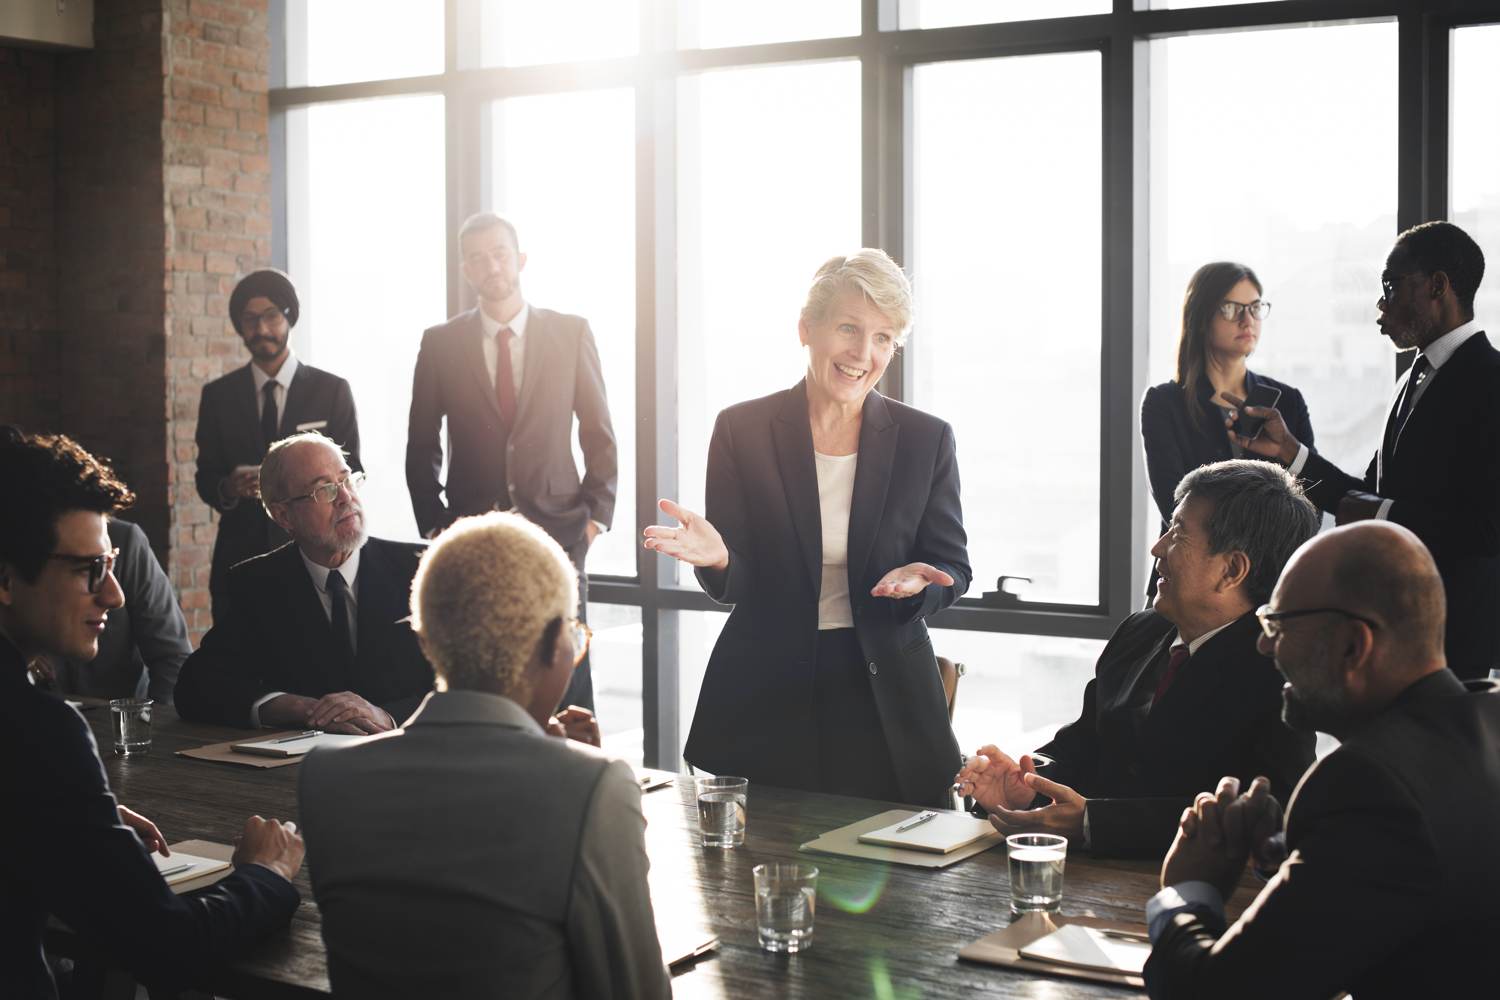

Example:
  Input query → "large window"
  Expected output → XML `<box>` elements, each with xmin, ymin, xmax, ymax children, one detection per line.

<box><xmin>275</xmin><ymin>4</ymin><xmax>1500</xmax><ymax>768</ymax></box>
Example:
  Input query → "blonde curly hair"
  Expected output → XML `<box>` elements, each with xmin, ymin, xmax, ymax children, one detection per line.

<box><xmin>410</xmin><ymin>512</ymin><xmax>578</xmax><ymax>698</ymax></box>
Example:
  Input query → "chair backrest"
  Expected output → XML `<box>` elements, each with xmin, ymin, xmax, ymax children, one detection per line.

<box><xmin>936</xmin><ymin>655</ymin><xmax>964</xmax><ymax>720</ymax></box>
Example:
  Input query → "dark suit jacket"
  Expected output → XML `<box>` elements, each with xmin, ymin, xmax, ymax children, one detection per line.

<box><xmin>173</xmin><ymin>538</ymin><xmax>433</xmax><ymax>728</ymax></box>
<box><xmin>1300</xmin><ymin>331</ymin><xmax>1500</xmax><ymax>677</ymax></box>
<box><xmin>1141</xmin><ymin>371</ymin><xmax>1314</xmax><ymax>526</ymax></box>
<box><xmin>405</xmin><ymin>306</ymin><xmax>617</xmax><ymax>546</ymax></box>
<box><xmin>54</xmin><ymin>519</ymin><xmax>190</xmax><ymax>704</ymax></box>
<box><xmin>0</xmin><ymin>638</ymin><xmax>299</xmax><ymax>999</ymax></box>
<box><xmin>1035</xmin><ymin>610</ymin><xmax>1313</xmax><ymax>857</ymax></box>
<box><xmin>195</xmin><ymin>360</ymin><xmax>361</xmax><ymax>611</ymax></box>
<box><xmin>1146</xmin><ymin>671</ymin><xmax>1500</xmax><ymax>1000</ymax></box>
<box><xmin>684</xmin><ymin>380</ymin><xmax>971</xmax><ymax>806</ymax></box>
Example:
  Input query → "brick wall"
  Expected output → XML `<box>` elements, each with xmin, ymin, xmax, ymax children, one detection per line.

<box><xmin>0</xmin><ymin>47</ymin><xmax>60</xmax><ymax>434</ymax></box>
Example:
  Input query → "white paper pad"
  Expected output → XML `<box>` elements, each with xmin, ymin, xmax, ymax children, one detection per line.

<box><xmin>1018</xmin><ymin>924</ymin><xmax>1151</xmax><ymax>975</ymax></box>
<box><xmin>856</xmin><ymin>809</ymin><xmax>996</xmax><ymax>854</ymax></box>
<box><xmin>153</xmin><ymin>851</ymin><xmax>233</xmax><ymax>886</ymax></box>
<box><xmin>230</xmin><ymin>732</ymin><xmax>367</xmax><ymax>757</ymax></box>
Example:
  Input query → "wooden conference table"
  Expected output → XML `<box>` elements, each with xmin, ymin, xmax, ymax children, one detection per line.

<box><xmin>72</xmin><ymin>707</ymin><xmax>1216</xmax><ymax>999</ymax></box>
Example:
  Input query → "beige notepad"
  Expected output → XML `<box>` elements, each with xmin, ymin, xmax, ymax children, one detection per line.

<box><xmin>959</xmin><ymin>912</ymin><xmax>1147</xmax><ymax>990</ymax></box>
<box><xmin>857</xmin><ymin>810</ymin><xmax>996</xmax><ymax>854</ymax></box>
<box><xmin>178</xmin><ymin>733</ymin><xmax>311</xmax><ymax>768</ymax></box>
<box><xmin>159</xmin><ymin>840</ymin><xmax>236</xmax><ymax>895</ymax></box>
<box><xmin>1018</xmin><ymin>923</ymin><xmax>1150</xmax><ymax>975</ymax></box>
<box><xmin>154</xmin><ymin>849</ymin><xmax>232</xmax><ymax>887</ymax></box>
<box><xmin>231</xmin><ymin>732</ymin><xmax>366</xmax><ymax>757</ymax></box>
<box><xmin>800</xmin><ymin>809</ymin><xmax>1003</xmax><ymax>869</ymax></box>
<box><xmin>634</xmin><ymin>767</ymin><xmax>676</xmax><ymax>793</ymax></box>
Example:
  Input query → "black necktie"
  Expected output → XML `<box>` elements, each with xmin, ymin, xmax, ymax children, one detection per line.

<box><xmin>326</xmin><ymin>570</ymin><xmax>355</xmax><ymax>684</ymax></box>
<box><xmin>260</xmin><ymin>380</ymin><xmax>280</xmax><ymax>450</ymax></box>
<box><xmin>1391</xmin><ymin>354</ymin><xmax>1432</xmax><ymax>443</ymax></box>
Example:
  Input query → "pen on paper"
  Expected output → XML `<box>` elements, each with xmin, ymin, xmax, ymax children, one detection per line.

<box><xmin>158</xmin><ymin>864</ymin><xmax>194</xmax><ymax>878</ymax></box>
<box><xmin>896</xmin><ymin>810</ymin><xmax>939</xmax><ymax>833</ymax></box>
<box><xmin>272</xmin><ymin>730</ymin><xmax>321</xmax><ymax>743</ymax></box>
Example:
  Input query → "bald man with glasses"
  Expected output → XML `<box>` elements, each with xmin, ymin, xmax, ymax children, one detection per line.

<box><xmin>175</xmin><ymin>432</ymin><xmax>434</xmax><ymax>730</ymax></box>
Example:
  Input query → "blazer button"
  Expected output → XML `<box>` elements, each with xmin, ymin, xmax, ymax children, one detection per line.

<box><xmin>868</xmin><ymin>661</ymin><xmax>878</xmax><ymax>676</ymax></box>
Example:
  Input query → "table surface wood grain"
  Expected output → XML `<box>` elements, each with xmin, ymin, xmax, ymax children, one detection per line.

<box><xmin>71</xmin><ymin>706</ymin><xmax>1246</xmax><ymax>999</ymax></box>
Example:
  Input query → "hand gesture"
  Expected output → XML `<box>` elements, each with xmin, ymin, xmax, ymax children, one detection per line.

<box><xmin>1221</xmin><ymin>393</ymin><xmax>1300</xmax><ymax>464</ymax></box>
<box><xmin>955</xmin><ymin>745</ymin><xmax>1040</xmax><ymax>812</ymax></box>
<box><xmin>118</xmin><ymin>804</ymin><xmax>169</xmax><ymax>858</ymax></box>
<box><xmin>871</xmin><ymin>562</ymin><xmax>955</xmax><ymax>599</ymax></box>
<box><xmin>307</xmin><ymin>691</ymin><xmax>395</xmax><ymax>734</ymax></box>
<box><xmin>1161</xmin><ymin>775</ymin><xmax>1270</xmax><ymax>898</ymax></box>
<box><xmin>643</xmin><ymin>499</ymin><xmax>729</xmax><ymax>571</ymax></box>
<box><xmin>228</xmin><ymin>467</ymin><xmax>261</xmax><ymax>499</ymax></box>
<box><xmin>232</xmin><ymin>815</ymin><xmax>305</xmax><ymax>882</ymax></box>
<box><xmin>547</xmin><ymin>705</ymin><xmax>602</xmax><ymax>747</ymax></box>
<box><xmin>985</xmin><ymin>771</ymin><xmax>1086</xmax><ymax>841</ymax></box>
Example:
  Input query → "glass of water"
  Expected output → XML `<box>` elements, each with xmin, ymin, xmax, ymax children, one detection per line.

<box><xmin>753</xmin><ymin>862</ymin><xmax>818</xmax><ymax>953</ymax></box>
<box><xmin>696</xmin><ymin>775</ymin><xmax>748</xmax><ymax>848</ymax></box>
<box><xmin>110</xmin><ymin>698</ymin><xmax>153</xmax><ymax>757</ymax></box>
<box><xmin>1006</xmin><ymin>833</ymin><xmax>1067</xmax><ymax>914</ymax></box>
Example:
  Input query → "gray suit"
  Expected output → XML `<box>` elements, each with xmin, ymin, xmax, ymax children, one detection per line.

<box><xmin>298</xmin><ymin>690</ymin><xmax>670</xmax><ymax>1000</ymax></box>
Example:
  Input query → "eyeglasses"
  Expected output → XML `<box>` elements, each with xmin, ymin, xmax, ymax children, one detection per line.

<box><xmin>1380</xmin><ymin>272</ymin><xmax>1422</xmax><ymax>304</ymax></box>
<box><xmin>1218</xmin><ymin>300</ymin><xmax>1272</xmax><ymax>322</ymax></box>
<box><xmin>240</xmin><ymin>306</ymin><xmax>289</xmax><ymax>332</ymax></box>
<box><xmin>569</xmin><ymin>618</ymin><xmax>593</xmax><ymax>666</ymax></box>
<box><xmin>1255</xmin><ymin>603</ymin><xmax>1380</xmax><ymax>641</ymax></box>
<box><xmin>463</xmin><ymin>246</ymin><xmax>516</xmax><ymax>269</ymax></box>
<box><xmin>278</xmin><ymin>471</ymin><xmax>366</xmax><ymax>506</ymax></box>
<box><xmin>48</xmin><ymin>547</ymin><xmax>120</xmax><ymax>594</ymax></box>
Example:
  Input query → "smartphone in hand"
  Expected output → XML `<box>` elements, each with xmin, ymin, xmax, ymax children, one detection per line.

<box><xmin>1232</xmin><ymin>385</ymin><xmax>1282</xmax><ymax>440</ymax></box>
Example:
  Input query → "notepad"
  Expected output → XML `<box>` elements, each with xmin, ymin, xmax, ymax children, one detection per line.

<box><xmin>153</xmin><ymin>851</ymin><xmax>232</xmax><ymax>887</ymax></box>
<box><xmin>1018</xmin><ymin>924</ymin><xmax>1151</xmax><ymax>976</ymax></box>
<box><xmin>856</xmin><ymin>809</ymin><xmax>996</xmax><ymax>854</ymax></box>
<box><xmin>230</xmin><ymin>732</ymin><xmax>367</xmax><ymax>757</ymax></box>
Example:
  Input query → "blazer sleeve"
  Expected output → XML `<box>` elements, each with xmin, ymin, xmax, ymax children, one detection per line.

<box><xmin>1296</xmin><ymin>447</ymin><xmax>1372</xmax><ymax>515</ymax></box>
<box><xmin>574</xmin><ymin>320</ymin><xmax>619</xmax><ymax>530</ymax></box>
<box><xmin>1033</xmin><ymin>675</ymin><xmax>1103</xmax><ymax>795</ymax></box>
<box><xmin>1386</xmin><ymin>407</ymin><xmax>1500</xmax><ymax>557</ymax></box>
<box><xmin>28</xmin><ymin>706</ymin><xmax>299</xmax><ymax>990</ymax></box>
<box><xmin>194</xmin><ymin>383</ymin><xmax>233</xmax><ymax>511</ymax></box>
<box><xmin>565</xmin><ymin>760</ymin><xmax>672</xmax><ymax>1000</ymax></box>
<box><xmin>1280</xmin><ymin>385</ymin><xmax>1314</xmax><ymax>452</ymax></box>
<box><xmin>893</xmin><ymin>420</ymin><xmax>971</xmax><ymax>623</ymax></box>
<box><xmin>172</xmin><ymin>572</ymin><xmax>266</xmax><ymax>727</ymax></box>
<box><xmin>116</xmin><ymin>523</ymin><xmax>191</xmax><ymax>706</ymax></box>
<box><xmin>405</xmin><ymin>329</ymin><xmax>448</xmax><ymax>537</ymax></box>
<box><xmin>330</xmin><ymin>376</ymin><xmax>362</xmax><ymax>474</ymax></box>
<box><xmin>694</xmin><ymin>410</ymin><xmax>756</xmax><ymax>606</ymax></box>
<box><xmin>1141</xmin><ymin>385</ymin><xmax>1191</xmax><ymax>526</ymax></box>
<box><xmin>1144</xmin><ymin>751</ymin><xmax>1437</xmax><ymax>1000</ymax></box>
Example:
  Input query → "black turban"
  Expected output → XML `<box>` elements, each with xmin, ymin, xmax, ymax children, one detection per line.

<box><xmin>228</xmin><ymin>268</ymin><xmax>300</xmax><ymax>331</ymax></box>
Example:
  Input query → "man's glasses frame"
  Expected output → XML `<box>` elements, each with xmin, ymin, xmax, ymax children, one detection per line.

<box><xmin>276</xmin><ymin>471</ymin><xmax>366</xmax><ymax>506</ymax></box>
<box><xmin>1255</xmin><ymin>603</ymin><xmax>1380</xmax><ymax>641</ymax></box>
<box><xmin>49</xmin><ymin>547</ymin><xmax>120</xmax><ymax>594</ymax></box>
<box><xmin>1218</xmin><ymin>300</ymin><xmax>1272</xmax><ymax>322</ymax></box>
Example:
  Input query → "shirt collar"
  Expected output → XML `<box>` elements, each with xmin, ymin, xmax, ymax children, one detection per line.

<box><xmin>1175</xmin><ymin>615</ymin><xmax>1240</xmax><ymax>656</ymax></box>
<box><xmin>299</xmin><ymin>544</ymin><xmax>361</xmax><ymax>597</ymax></box>
<box><xmin>405</xmin><ymin>688</ymin><xmax>545</xmax><ymax>735</ymax></box>
<box><xmin>478</xmin><ymin>302</ymin><xmax>529</xmax><ymax>341</ymax></box>
<box><xmin>250</xmin><ymin>351</ymin><xmax>299</xmax><ymax>393</ymax></box>
<box><xmin>1418</xmin><ymin>317</ymin><xmax>1484</xmax><ymax>371</ymax></box>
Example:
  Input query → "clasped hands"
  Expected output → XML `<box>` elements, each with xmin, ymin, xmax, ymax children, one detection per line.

<box><xmin>263</xmin><ymin>690</ymin><xmax>395</xmax><ymax>734</ymax></box>
<box><xmin>546</xmin><ymin>705</ymin><xmax>601</xmax><ymax>747</ymax></box>
<box><xmin>954</xmin><ymin>745</ymin><xmax>1086</xmax><ymax>841</ymax></box>
<box><xmin>643</xmin><ymin>498</ymin><xmax>953</xmax><ymax>598</ymax></box>
<box><xmin>1160</xmin><ymin>775</ymin><xmax>1285</xmax><ymax>899</ymax></box>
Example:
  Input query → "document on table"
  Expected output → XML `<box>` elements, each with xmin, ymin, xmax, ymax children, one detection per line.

<box><xmin>1018</xmin><ymin>924</ymin><xmax>1151</xmax><ymax>976</ymax></box>
<box><xmin>230</xmin><ymin>732</ymin><xmax>367</xmax><ymax>757</ymax></box>
<box><xmin>153</xmin><ymin>850</ymin><xmax>232</xmax><ymax>887</ymax></box>
<box><xmin>856</xmin><ymin>809</ymin><xmax>996</xmax><ymax>854</ymax></box>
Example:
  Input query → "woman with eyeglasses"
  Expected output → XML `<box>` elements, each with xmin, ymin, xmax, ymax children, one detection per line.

<box><xmin>1140</xmin><ymin>261</ymin><xmax>1315</xmax><ymax>600</ymax></box>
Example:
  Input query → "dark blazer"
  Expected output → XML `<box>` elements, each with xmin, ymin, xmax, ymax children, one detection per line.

<box><xmin>174</xmin><ymin>538</ymin><xmax>433</xmax><ymax>728</ymax></box>
<box><xmin>1141</xmin><ymin>371</ymin><xmax>1313</xmax><ymax>527</ymax></box>
<box><xmin>1300</xmin><ymin>331</ymin><xmax>1500</xmax><ymax>677</ymax></box>
<box><xmin>1145</xmin><ymin>671</ymin><xmax>1500</xmax><ymax>1000</ymax></box>
<box><xmin>685</xmin><ymin>380</ymin><xmax>971</xmax><ymax>806</ymax></box>
<box><xmin>54</xmin><ymin>518</ymin><xmax>190</xmax><ymax>704</ymax></box>
<box><xmin>405</xmin><ymin>306</ymin><xmax>617</xmax><ymax>546</ymax></box>
<box><xmin>1035</xmin><ymin>610</ymin><xmax>1313</xmax><ymax>857</ymax></box>
<box><xmin>0</xmin><ymin>638</ymin><xmax>299</xmax><ymax>999</ymax></box>
<box><xmin>195</xmin><ymin>360</ymin><xmax>361</xmax><ymax>615</ymax></box>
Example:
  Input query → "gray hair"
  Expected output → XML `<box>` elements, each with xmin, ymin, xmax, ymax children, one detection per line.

<box><xmin>1175</xmin><ymin>459</ymin><xmax>1320</xmax><ymax>605</ymax></box>
<box><xmin>801</xmin><ymin>249</ymin><xmax>914</xmax><ymax>344</ymax></box>
<box><xmin>458</xmin><ymin>212</ymin><xmax>519</xmax><ymax>252</ymax></box>
<box><xmin>260</xmin><ymin>431</ymin><xmax>346</xmax><ymax>513</ymax></box>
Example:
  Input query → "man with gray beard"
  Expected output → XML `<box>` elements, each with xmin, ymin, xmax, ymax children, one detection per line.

<box><xmin>175</xmin><ymin>432</ymin><xmax>433</xmax><ymax>730</ymax></box>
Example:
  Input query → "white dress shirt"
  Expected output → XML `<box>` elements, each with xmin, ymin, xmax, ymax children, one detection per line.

<box><xmin>249</xmin><ymin>545</ymin><xmax>361</xmax><ymax>727</ymax></box>
<box><xmin>250</xmin><ymin>351</ymin><xmax>299</xmax><ymax>428</ymax></box>
<box><xmin>478</xmin><ymin>302</ymin><xmax>529</xmax><ymax>396</ymax></box>
<box><xmin>814</xmin><ymin>450</ymin><xmax>858</xmax><ymax>630</ymax></box>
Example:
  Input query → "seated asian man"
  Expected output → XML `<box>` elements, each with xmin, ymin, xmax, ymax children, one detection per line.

<box><xmin>299</xmin><ymin>512</ymin><xmax>671</xmax><ymax>999</ymax></box>
<box><xmin>0</xmin><ymin>430</ymin><xmax>302</xmax><ymax>999</ymax></box>
<box><xmin>957</xmin><ymin>460</ymin><xmax>1318</xmax><ymax>857</ymax></box>
<box><xmin>1145</xmin><ymin>521</ymin><xmax>1500</xmax><ymax>1000</ymax></box>
<box><xmin>174</xmin><ymin>431</ymin><xmax>433</xmax><ymax>731</ymax></box>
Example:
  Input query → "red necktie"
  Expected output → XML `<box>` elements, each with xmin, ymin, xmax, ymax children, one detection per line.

<box><xmin>495</xmin><ymin>326</ymin><xmax>517</xmax><ymax>426</ymax></box>
<box><xmin>1153</xmin><ymin>643</ymin><xmax>1190</xmax><ymax>703</ymax></box>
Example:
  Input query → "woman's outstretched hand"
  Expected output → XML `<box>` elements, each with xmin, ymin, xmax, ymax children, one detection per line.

<box><xmin>643</xmin><ymin>498</ymin><xmax>730</xmax><ymax>571</ymax></box>
<box><xmin>871</xmin><ymin>562</ymin><xmax>954</xmax><ymax>599</ymax></box>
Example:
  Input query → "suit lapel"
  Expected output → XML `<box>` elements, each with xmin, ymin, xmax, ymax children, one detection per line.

<box><xmin>847</xmin><ymin>392</ymin><xmax>897</xmax><ymax>588</ymax></box>
<box><xmin>353</xmin><ymin>541</ymin><xmax>400</xmax><ymax>674</ymax></box>
<box><xmin>771</xmin><ymin>382</ymin><xmax>823</xmax><ymax>597</ymax></box>
<box><xmin>232</xmin><ymin>365</ymin><xmax>260</xmax><ymax>455</ymax></box>
<box><xmin>464</xmin><ymin>309</ymin><xmax>504</xmax><ymax>423</ymax></box>
<box><xmin>280</xmin><ymin>545</ymin><xmax>340</xmax><ymax>691</ymax></box>
<box><xmin>515</xmin><ymin>308</ymin><xmax>548</xmax><ymax>422</ymax></box>
<box><xmin>281</xmin><ymin>364</ymin><xmax>308</xmax><ymax>436</ymax></box>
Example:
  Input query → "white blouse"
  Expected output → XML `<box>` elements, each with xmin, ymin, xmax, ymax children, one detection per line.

<box><xmin>814</xmin><ymin>450</ymin><xmax>858</xmax><ymax>630</ymax></box>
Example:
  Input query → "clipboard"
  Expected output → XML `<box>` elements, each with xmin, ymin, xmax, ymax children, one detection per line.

<box><xmin>800</xmin><ymin>809</ymin><xmax>1003</xmax><ymax>869</ymax></box>
<box><xmin>959</xmin><ymin>911</ymin><xmax>1148</xmax><ymax>990</ymax></box>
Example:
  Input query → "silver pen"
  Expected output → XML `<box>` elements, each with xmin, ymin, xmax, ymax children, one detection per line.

<box><xmin>158</xmin><ymin>863</ymin><xmax>194</xmax><ymax>878</ymax></box>
<box><xmin>271</xmin><ymin>730</ymin><xmax>321</xmax><ymax>743</ymax></box>
<box><xmin>895</xmin><ymin>809</ymin><xmax>939</xmax><ymax>832</ymax></box>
